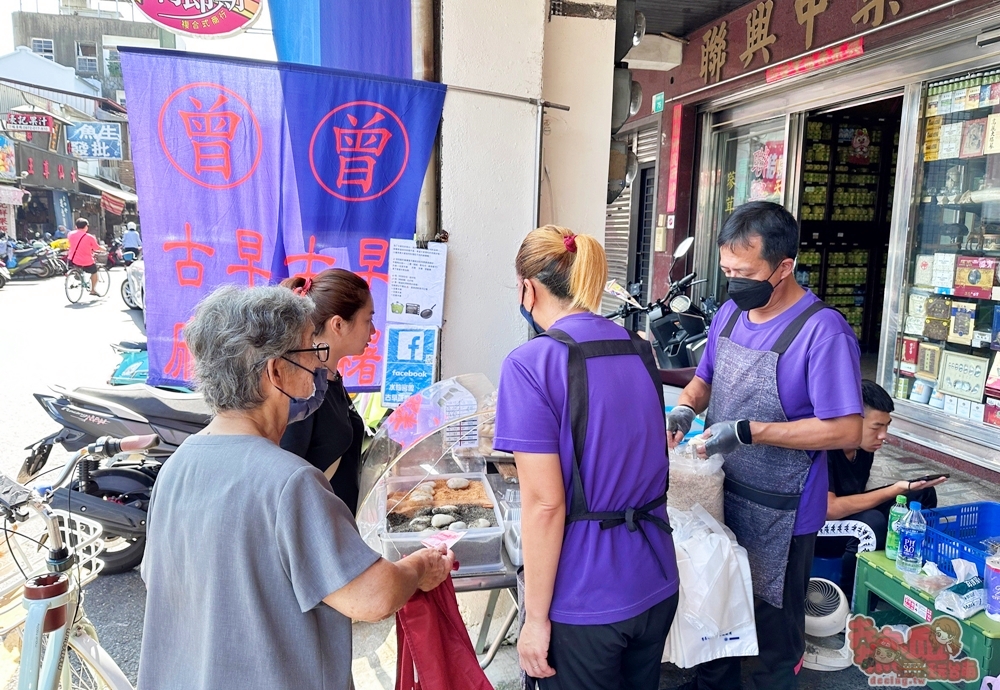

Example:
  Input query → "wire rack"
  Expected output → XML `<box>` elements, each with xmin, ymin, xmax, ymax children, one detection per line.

<box><xmin>0</xmin><ymin>511</ymin><xmax>104</xmax><ymax>636</ymax></box>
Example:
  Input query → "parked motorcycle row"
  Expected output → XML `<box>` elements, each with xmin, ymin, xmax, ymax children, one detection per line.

<box><xmin>1</xmin><ymin>233</ymin><xmax>69</xmax><ymax>289</ymax></box>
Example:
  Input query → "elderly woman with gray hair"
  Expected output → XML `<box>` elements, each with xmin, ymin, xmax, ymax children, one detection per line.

<box><xmin>137</xmin><ymin>286</ymin><xmax>454</xmax><ymax>690</ymax></box>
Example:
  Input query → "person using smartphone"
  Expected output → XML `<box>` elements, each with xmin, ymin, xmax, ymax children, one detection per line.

<box><xmin>820</xmin><ymin>379</ymin><xmax>948</xmax><ymax>594</ymax></box>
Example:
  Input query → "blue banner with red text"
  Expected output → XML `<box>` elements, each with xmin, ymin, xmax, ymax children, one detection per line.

<box><xmin>120</xmin><ymin>49</ymin><xmax>445</xmax><ymax>390</ymax></box>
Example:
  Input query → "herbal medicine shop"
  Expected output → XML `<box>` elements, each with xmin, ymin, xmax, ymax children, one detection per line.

<box><xmin>623</xmin><ymin>0</ymin><xmax>1000</xmax><ymax>470</ymax></box>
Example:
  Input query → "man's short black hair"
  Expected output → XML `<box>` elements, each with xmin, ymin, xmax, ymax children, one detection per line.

<box><xmin>862</xmin><ymin>379</ymin><xmax>894</xmax><ymax>413</ymax></box>
<box><xmin>75</xmin><ymin>218</ymin><xmax>89</xmax><ymax>229</ymax></box>
<box><xmin>717</xmin><ymin>201</ymin><xmax>799</xmax><ymax>268</ymax></box>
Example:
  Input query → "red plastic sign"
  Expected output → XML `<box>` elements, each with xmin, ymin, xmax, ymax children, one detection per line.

<box><xmin>133</xmin><ymin>0</ymin><xmax>263</xmax><ymax>39</ymax></box>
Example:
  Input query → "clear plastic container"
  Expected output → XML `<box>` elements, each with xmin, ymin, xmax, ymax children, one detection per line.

<box><xmin>377</xmin><ymin>472</ymin><xmax>506</xmax><ymax>575</ymax></box>
<box><xmin>504</xmin><ymin>522</ymin><xmax>523</xmax><ymax>567</ymax></box>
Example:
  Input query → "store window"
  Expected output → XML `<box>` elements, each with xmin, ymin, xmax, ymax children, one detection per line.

<box><xmin>891</xmin><ymin>69</ymin><xmax>1000</xmax><ymax>438</ymax></box>
<box><xmin>796</xmin><ymin>101</ymin><xmax>901</xmax><ymax>351</ymax></box>
<box><xmin>76</xmin><ymin>42</ymin><xmax>98</xmax><ymax>74</ymax></box>
<box><xmin>31</xmin><ymin>38</ymin><xmax>54</xmax><ymax>61</ymax></box>
<box><xmin>708</xmin><ymin>117</ymin><xmax>786</xmax><ymax>298</ymax></box>
<box><xmin>104</xmin><ymin>47</ymin><xmax>121</xmax><ymax>79</ymax></box>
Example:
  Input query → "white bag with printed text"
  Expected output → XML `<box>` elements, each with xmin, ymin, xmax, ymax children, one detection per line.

<box><xmin>663</xmin><ymin>504</ymin><xmax>758</xmax><ymax>667</ymax></box>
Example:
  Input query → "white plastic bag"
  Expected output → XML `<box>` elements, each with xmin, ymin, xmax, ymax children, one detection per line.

<box><xmin>667</xmin><ymin>442</ymin><xmax>725</xmax><ymax>524</ymax></box>
<box><xmin>663</xmin><ymin>504</ymin><xmax>759</xmax><ymax>667</ymax></box>
<box><xmin>935</xmin><ymin>559</ymin><xmax>985</xmax><ymax>620</ymax></box>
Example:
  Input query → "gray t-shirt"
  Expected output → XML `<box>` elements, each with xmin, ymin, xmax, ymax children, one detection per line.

<box><xmin>138</xmin><ymin>434</ymin><xmax>381</xmax><ymax>690</ymax></box>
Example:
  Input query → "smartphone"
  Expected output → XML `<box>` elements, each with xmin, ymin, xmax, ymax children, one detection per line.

<box><xmin>910</xmin><ymin>473</ymin><xmax>950</xmax><ymax>483</ymax></box>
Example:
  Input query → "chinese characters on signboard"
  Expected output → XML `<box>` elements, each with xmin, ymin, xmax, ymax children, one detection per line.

<box><xmin>132</xmin><ymin>0</ymin><xmax>264</xmax><ymax>39</ymax></box>
<box><xmin>66</xmin><ymin>123</ymin><xmax>123</xmax><ymax>160</ymax></box>
<box><xmin>120</xmin><ymin>48</ymin><xmax>446</xmax><ymax>391</ymax></box>
<box><xmin>6</xmin><ymin>113</ymin><xmax>53</xmax><ymax>132</ymax></box>
<box><xmin>698</xmin><ymin>0</ymin><xmax>901</xmax><ymax>84</ymax></box>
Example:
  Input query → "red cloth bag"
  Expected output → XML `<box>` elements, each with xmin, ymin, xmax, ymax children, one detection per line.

<box><xmin>395</xmin><ymin>576</ymin><xmax>494</xmax><ymax>690</ymax></box>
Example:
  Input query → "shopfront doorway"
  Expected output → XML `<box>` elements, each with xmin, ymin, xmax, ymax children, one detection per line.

<box><xmin>795</xmin><ymin>97</ymin><xmax>903</xmax><ymax>378</ymax></box>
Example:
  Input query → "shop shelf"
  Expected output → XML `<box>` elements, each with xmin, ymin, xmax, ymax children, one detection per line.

<box><xmin>921</xmin><ymin>501</ymin><xmax>1000</xmax><ymax>577</ymax></box>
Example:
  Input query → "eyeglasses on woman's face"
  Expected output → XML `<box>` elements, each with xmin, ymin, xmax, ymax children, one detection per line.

<box><xmin>285</xmin><ymin>343</ymin><xmax>330</xmax><ymax>363</ymax></box>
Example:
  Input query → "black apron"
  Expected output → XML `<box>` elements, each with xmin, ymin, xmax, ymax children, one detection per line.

<box><xmin>705</xmin><ymin>301</ymin><xmax>829</xmax><ymax>608</ymax></box>
<box><xmin>540</xmin><ymin>328</ymin><xmax>673</xmax><ymax>575</ymax></box>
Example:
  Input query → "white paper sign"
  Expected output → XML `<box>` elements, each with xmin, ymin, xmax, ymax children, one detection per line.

<box><xmin>386</xmin><ymin>239</ymin><xmax>447</xmax><ymax>327</ymax></box>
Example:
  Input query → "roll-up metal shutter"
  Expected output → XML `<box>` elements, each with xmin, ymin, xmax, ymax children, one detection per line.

<box><xmin>602</xmin><ymin>181</ymin><xmax>631</xmax><ymax>316</ymax></box>
<box><xmin>603</xmin><ymin>124</ymin><xmax>658</xmax><ymax>317</ymax></box>
<box><xmin>636</xmin><ymin>127</ymin><xmax>658</xmax><ymax>164</ymax></box>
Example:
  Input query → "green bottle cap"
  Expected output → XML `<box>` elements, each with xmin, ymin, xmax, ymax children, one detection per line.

<box><xmin>896</xmin><ymin>495</ymin><xmax>907</xmax><ymax>505</ymax></box>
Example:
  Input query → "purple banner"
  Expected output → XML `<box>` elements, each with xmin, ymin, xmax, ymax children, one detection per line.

<box><xmin>120</xmin><ymin>49</ymin><xmax>445</xmax><ymax>390</ymax></box>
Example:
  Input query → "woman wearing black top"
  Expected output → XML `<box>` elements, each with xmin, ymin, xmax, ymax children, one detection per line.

<box><xmin>280</xmin><ymin>269</ymin><xmax>375</xmax><ymax>513</ymax></box>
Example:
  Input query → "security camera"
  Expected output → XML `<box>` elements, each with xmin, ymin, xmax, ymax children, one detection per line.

<box><xmin>19</xmin><ymin>171</ymin><xmax>29</xmax><ymax>179</ymax></box>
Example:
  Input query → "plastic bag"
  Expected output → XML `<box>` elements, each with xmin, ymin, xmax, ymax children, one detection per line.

<box><xmin>663</xmin><ymin>504</ymin><xmax>758</xmax><ymax>668</ymax></box>
<box><xmin>935</xmin><ymin>559</ymin><xmax>985</xmax><ymax>620</ymax></box>
<box><xmin>905</xmin><ymin>561</ymin><xmax>956</xmax><ymax>597</ymax></box>
<box><xmin>667</xmin><ymin>441</ymin><xmax>725</xmax><ymax>524</ymax></box>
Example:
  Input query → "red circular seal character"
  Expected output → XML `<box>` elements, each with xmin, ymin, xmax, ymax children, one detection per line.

<box><xmin>157</xmin><ymin>82</ymin><xmax>262</xmax><ymax>191</ymax></box>
<box><xmin>309</xmin><ymin>101</ymin><xmax>411</xmax><ymax>202</ymax></box>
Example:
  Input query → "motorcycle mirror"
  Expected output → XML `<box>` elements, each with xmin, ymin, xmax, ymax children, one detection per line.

<box><xmin>673</xmin><ymin>236</ymin><xmax>694</xmax><ymax>259</ymax></box>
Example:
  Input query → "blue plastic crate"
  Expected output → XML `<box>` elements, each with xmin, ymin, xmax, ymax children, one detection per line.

<box><xmin>921</xmin><ymin>502</ymin><xmax>1000</xmax><ymax>578</ymax></box>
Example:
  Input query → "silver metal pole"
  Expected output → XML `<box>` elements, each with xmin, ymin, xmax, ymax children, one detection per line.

<box><xmin>533</xmin><ymin>102</ymin><xmax>544</xmax><ymax>229</ymax></box>
<box><xmin>412</xmin><ymin>0</ymin><xmax>437</xmax><ymax>244</ymax></box>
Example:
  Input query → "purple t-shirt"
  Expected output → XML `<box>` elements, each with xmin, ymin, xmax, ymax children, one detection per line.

<box><xmin>695</xmin><ymin>291</ymin><xmax>863</xmax><ymax>535</ymax></box>
<box><xmin>494</xmin><ymin>312</ymin><xmax>679</xmax><ymax>626</ymax></box>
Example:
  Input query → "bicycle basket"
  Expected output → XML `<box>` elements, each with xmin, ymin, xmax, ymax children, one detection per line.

<box><xmin>0</xmin><ymin>511</ymin><xmax>104</xmax><ymax>636</ymax></box>
<box><xmin>93</xmin><ymin>250</ymin><xmax>109</xmax><ymax>267</ymax></box>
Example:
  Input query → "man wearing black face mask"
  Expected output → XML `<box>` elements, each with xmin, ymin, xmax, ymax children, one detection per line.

<box><xmin>667</xmin><ymin>201</ymin><xmax>863</xmax><ymax>690</ymax></box>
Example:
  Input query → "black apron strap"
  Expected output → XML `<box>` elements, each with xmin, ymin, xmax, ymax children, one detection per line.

<box><xmin>771</xmin><ymin>301</ymin><xmax>831</xmax><ymax>355</ymax></box>
<box><xmin>724</xmin><ymin>476</ymin><xmax>800</xmax><ymax>511</ymax></box>
<box><xmin>720</xmin><ymin>306</ymin><xmax>742</xmax><ymax>338</ymax></box>
<box><xmin>540</xmin><ymin>329</ymin><xmax>591</xmax><ymax>519</ymax></box>
<box><xmin>627</xmin><ymin>330</ymin><xmax>667</xmax><ymax>418</ymax></box>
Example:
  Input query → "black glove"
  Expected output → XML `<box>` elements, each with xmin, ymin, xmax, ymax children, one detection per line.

<box><xmin>702</xmin><ymin>420</ymin><xmax>752</xmax><ymax>456</ymax></box>
<box><xmin>666</xmin><ymin>405</ymin><xmax>696</xmax><ymax>439</ymax></box>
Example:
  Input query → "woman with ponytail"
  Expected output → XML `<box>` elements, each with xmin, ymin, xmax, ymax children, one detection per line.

<box><xmin>493</xmin><ymin>225</ymin><xmax>679</xmax><ymax>690</ymax></box>
<box><xmin>279</xmin><ymin>269</ymin><xmax>375</xmax><ymax>513</ymax></box>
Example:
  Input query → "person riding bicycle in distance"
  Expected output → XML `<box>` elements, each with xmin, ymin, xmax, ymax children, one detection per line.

<box><xmin>67</xmin><ymin>219</ymin><xmax>102</xmax><ymax>295</ymax></box>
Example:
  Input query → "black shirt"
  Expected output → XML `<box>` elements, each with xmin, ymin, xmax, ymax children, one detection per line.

<box><xmin>280</xmin><ymin>375</ymin><xmax>366</xmax><ymax>513</ymax></box>
<box><xmin>826</xmin><ymin>447</ymin><xmax>875</xmax><ymax>497</ymax></box>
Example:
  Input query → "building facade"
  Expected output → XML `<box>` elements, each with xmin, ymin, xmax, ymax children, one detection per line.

<box><xmin>619</xmin><ymin>0</ymin><xmax>1000</xmax><ymax>471</ymax></box>
<box><xmin>13</xmin><ymin>4</ymin><xmax>165</xmax><ymax>103</ymax></box>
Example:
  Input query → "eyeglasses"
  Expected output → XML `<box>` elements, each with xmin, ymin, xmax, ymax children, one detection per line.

<box><xmin>286</xmin><ymin>344</ymin><xmax>330</xmax><ymax>363</ymax></box>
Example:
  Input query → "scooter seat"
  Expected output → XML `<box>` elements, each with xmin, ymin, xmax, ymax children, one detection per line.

<box><xmin>69</xmin><ymin>385</ymin><xmax>212</xmax><ymax>425</ymax></box>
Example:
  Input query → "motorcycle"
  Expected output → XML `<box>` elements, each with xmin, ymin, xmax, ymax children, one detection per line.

<box><xmin>4</xmin><ymin>237</ymin><xmax>55</xmax><ymax>279</ymax></box>
<box><xmin>0</xmin><ymin>263</ymin><xmax>9</xmax><ymax>289</ymax></box>
<box><xmin>604</xmin><ymin>236</ymin><xmax>715</xmax><ymax>376</ymax></box>
<box><xmin>121</xmin><ymin>258</ymin><xmax>144</xmax><ymax>310</ymax></box>
<box><xmin>22</xmin><ymin>383</ymin><xmax>212</xmax><ymax>573</ymax></box>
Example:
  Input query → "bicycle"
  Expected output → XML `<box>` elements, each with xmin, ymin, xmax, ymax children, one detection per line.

<box><xmin>0</xmin><ymin>434</ymin><xmax>159</xmax><ymax>690</ymax></box>
<box><xmin>64</xmin><ymin>266</ymin><xmax>110</xmax><ymax>305</ymax></box>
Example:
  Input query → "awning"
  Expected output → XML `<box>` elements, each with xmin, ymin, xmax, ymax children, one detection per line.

<box><xmin>78</xmin><ymin>175</ymin><xmax>138</xmax><ymax>205</ymax></box>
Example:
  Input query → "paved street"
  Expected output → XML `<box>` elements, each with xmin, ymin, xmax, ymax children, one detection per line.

<box><xmin>0</xmin><ymin>268</ymin><xmax>146</xmax><ymax>684</ymax></box>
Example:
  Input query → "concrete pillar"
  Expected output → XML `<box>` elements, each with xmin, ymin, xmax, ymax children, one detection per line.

<box><xmin>539</xmin><ymin>7</ymin><xmax>616</xmax><ymax>239</ymax></box>
<box><xmin>438</xmin><ymin>0</ymin><xmax>547</xmax><ymax>383</ymax></box>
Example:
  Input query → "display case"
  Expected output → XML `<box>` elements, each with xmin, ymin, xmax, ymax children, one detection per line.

<box><xmin>886</xmin><ymin>69</ymin><xmax>1000</xmax><ymax>449</ymax></box>
<box><xmin>356</xmin><ymin>373</ymin><xmax>515</xmax><ymax>575</ymax></box>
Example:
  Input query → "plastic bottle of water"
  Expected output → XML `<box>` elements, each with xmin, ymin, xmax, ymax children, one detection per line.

<box><xmin>895</xmin><ymin>501</ymin><xmax>926</xmax><ymax>574</ymax></box>
<box><xmin>885</xmin><ymin>495</ymin><xmax>908</xmax><ymax>561</ymax></box>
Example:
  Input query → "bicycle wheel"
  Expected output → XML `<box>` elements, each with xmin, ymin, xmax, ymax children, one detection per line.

<box><xmin>93</xmin><ymin>268</ymin><xmax>110</xmax><ymax>298</ymax></box>
<box><xmin>64</xmin><ymin>270</ymin><xmax>85</xmax><ymax>304</ymax></box>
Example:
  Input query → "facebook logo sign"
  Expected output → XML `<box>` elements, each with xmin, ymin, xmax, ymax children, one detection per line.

<box><xmin>396</xmin><ymin>331</ymin><xmax>425</xmax><ymax>361</ymax></box>
<box><xmin>383</xmin><ymin>326</ymin><xmax>438</xmax><ymax>406</ymax></box>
